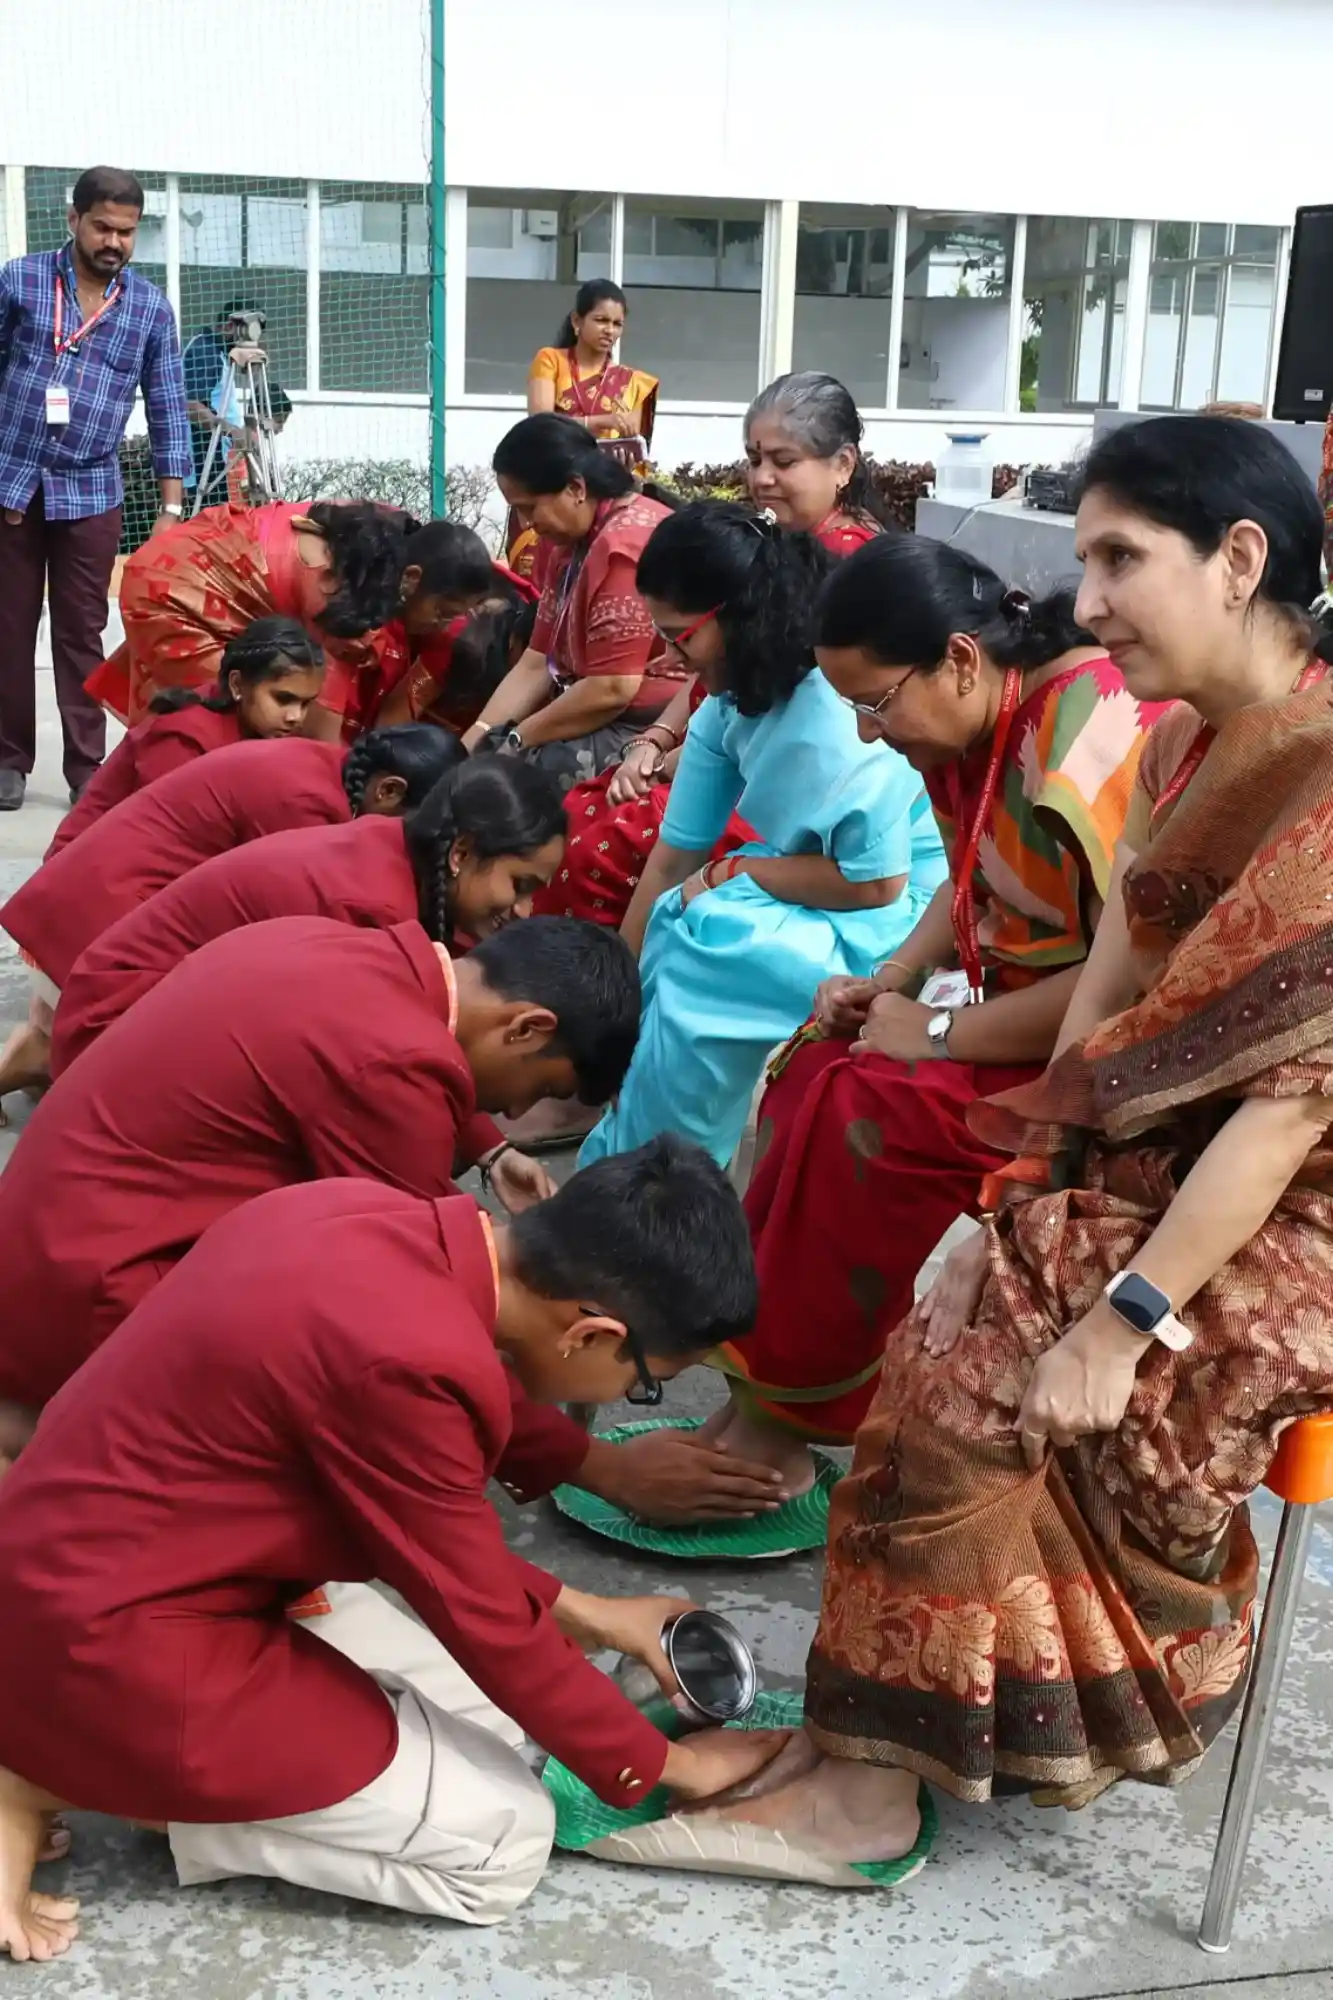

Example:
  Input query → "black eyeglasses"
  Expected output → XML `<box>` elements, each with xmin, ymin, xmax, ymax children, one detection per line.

<box><xmin>581</xmin><ymin>1304</ymin><xmax>663</xmax><ymax>1406</ymax></box>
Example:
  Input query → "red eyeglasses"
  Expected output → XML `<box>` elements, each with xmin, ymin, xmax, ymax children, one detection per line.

<box><xmin>653</xmin><ymin>602</ymin><xmax>724</xmax><ymax>653</ymax></box>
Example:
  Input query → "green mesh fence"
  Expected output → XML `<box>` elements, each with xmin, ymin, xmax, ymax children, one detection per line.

<box><xmin>20</xmin><ymin>162</ymin><xmax>438</xmax><ymax>553</ymax></box>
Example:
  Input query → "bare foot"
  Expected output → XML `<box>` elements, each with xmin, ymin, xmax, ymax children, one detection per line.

<box><xmin>38</xmin><ymin>1817</ymin><xmax>71</xmax><ymax>1864</ymax></box>
<box><xmin>711</xmin><ymin>1753</ymin><xmax>920</xmax><ymax>1864</ymax></box>
<box><xmin>684</xmin><ymin>1725</ymin><xmax>821</xmax><ymax>1812</ymax></box>
<box><xmin>714</xmin><ymin>1403</ymin><xmax>817</xmax><ymax>1497</ymax></box>
<box><xmin>0</xmin><ymin>1021</ymin><xmax>52</xmax><ymax>1109</ymax></box>
<box><xmin>694</xmin><ymin>1401</ymin><xmax>737</xmax><ymax>1449</ymax></box>
<box><xmin>0</xmin><ymin>1769</ymin><xmax>79</xmax><ymax>1962</ymax></box>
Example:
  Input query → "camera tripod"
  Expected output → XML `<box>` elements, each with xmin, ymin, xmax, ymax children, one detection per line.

<box><xmin>192</xmin><ymin>345</ymin><xmax>283</xmax><ymax>515</ymax></box>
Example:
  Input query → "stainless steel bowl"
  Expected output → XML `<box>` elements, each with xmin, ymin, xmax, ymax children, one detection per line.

<box><xmin>613</xmin><ymin>1610</ymin><xmax>758</xmax><ymax>1728</ymax></box>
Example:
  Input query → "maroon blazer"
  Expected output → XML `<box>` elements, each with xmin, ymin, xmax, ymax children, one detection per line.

<box><xmin>46</xmin><ymin>702</ymin><xmax>247</xmax><ymax>858</ymax></box>
<box><xmin>0</xmin><ymin>1182</ymin><xmax>662</xmax><ymax>1822</ymax></box>
<box><xmin>2</xmin><ymin>736</ymin><xmax>349</xmax><ymax>985</ymax></box>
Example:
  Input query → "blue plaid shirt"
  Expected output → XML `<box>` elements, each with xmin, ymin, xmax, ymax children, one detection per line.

<box><xmin>0</xmin><ymin>245</ymin><xmax>193</xmax><ymax>520</ymax></box>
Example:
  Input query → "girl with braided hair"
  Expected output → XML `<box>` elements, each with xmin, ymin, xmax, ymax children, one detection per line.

<box><xmin>53</xmin><ymin>760</ymin><xmax>569</xmax><ymax>1088</ymax></box>
<box><xmin>0</xmin><ymin>724</ymin><xmax>457</xmax><ymax>1118</ymax></box>
<box><xmin>50</xmin><ymin>617</ymin><xmax>326</xmax><ymax>859</ymax></box>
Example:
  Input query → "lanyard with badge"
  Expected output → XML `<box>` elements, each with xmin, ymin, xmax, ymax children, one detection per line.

<box><xmin>917</xmin><ymin>665</ymin><xmax>1023</xmax><ymax>1012</ymax></box>
<box><xmin>44</xmin><ymin>270</ymin><xmax>123</xmax><ymax>429</ymax></box>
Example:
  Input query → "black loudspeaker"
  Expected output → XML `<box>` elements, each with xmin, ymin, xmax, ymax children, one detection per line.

<box><xmin>1273</xmin><ymin>205</ymin><xmax>1333</xmax><ymax>422</ymax></box>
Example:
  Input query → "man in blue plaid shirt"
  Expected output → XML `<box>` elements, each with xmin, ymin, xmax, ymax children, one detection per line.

<box><xmin>0</xmin><ymin>165</ymin><xmax>192</xmax><ymax>811</ymax></box>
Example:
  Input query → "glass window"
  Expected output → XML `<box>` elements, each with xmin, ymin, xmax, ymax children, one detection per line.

<box><xmin>622</xmin><ymin>197</ymin><xmax>765</xmax><ymax>401</ymax></box>
<box><xmin>463</xmin><ymin>188</ymin><xmax>613</xmax><ymax>395</ymax></box>
<box><xmin>1144</xmin><ymin>221</ymin><xmax>1280</xmax><ymax>410</ymax></box>
<box><xmin>1023</xmin><ymin>217</ymin><xmax>1133</xmax><ymax>411</ymax></box>
<box><xmin>794</xmin><ymin>203</ymin><xmax>897</xmax><ymax>409</ymax></box>
<box><xmin>897</xmin><ymin>211</ymin><xmax>1014</xmax><ymax>411</ymax></box>
<box><xmin>320</xmin><ymin>182</ymin><xmax>430</xmax><ymax>395</ymax></box>
<box><xmin>179</xmin><ymin>176</ymin><xmax>308</xmax><ymax>390</ymax></box>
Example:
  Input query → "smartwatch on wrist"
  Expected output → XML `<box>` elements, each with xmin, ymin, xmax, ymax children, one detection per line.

<box><xmin>1104</xmin><ymin>1271</ymin><xmax>1194</xmax><ymax>1351</ymax></box>
<box><xmin>502</xmin><ymin>726</ymin><xmax>524</xmax><ymax>754</ymax></box>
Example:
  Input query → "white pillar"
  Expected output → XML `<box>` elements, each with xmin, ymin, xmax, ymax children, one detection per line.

<box><xmin>1003</xmin><ymin>214</ymin><xmax>1028</xmax><ymax>414</ymax></box>
<box><xmin>165</xmin><ymin>174</ymin><xmax>181</xmax><ymax>324</ymax></box>
<box><xmin>1265</xmin><ymin>225</ymin><xmax>1292</xmax><ymax>416</ymax></box>
<box><xmin>305</xmin><ymin>181</ymin><xmax>321</xmax><ymax>393</ymax></box>
<box><xmin>885</xmin><ymin>204</ymin><xmax>909</xmax><ymax>411</ymax></box>
<box><xmin>445</xmin><ymin>186</ymin><xmax>469</xmax><ymax>400</ymax></box>
<box><xmin>760</xmin><ymin>198</ymin><xmax>798</xmax><ymax>389</ymax></box>
<box><xmin>2</xmin><ymin>166</ymin><xmax>25</xmax><ymax>259</ymax></box>
<box><xmin>1118</xmin><ymin>219</ymin><xmax>1154</xmax><ymax>412</ymax></box>
<box><xmin>609</xmin><ymin>192</ymin><xmax>625</xmax><ymax>286</ymax></box>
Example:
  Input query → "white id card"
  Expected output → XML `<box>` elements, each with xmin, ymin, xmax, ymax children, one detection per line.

<box><xmin>918</xmin><ymin>968</ymin><xmax>973</xmax><ymax>1009</ymax></box>
<box><xmin>44</xmin><ymin>385</ymin><xmax>71</xmax><ymax>427</ymax></box>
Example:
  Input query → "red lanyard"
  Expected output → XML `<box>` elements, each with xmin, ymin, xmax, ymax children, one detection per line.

<box><xmin>1153</xmin><ymin>659</ymin><xmax>1326</xmax><ymax>825</ymax></box>
<box><xmin>949</xmin><ymin>666</ymin><xmax>1022</xmax><ymax>1004</ymax></box>
<box><xmin>53</xmin><ymin>272</ymin><xmax>123</xmax><ymax>358</ymax></box>
<box><xmin>563</xmin><ymin>350</ymin><xmax>610</xmax><ymax>417</ymax></box>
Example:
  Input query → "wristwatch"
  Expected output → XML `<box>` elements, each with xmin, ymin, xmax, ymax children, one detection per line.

<box><xmin>1104</xmin><ymin>1271</ymin><xmax>1194</xmax><ymax>1351</ymax></box>
<box><xmin>159</xmin><ymin>502</ymin><xmax>184</xmax><ymax>519</ymax></box>
<box><xmin>501</xmin><ymin>726</ymin><xmax>524</xmax><ymax>753</ymax></box>
<box><xmin>925</xmin><ymin>1009</ymin><xmax>954</xmax><ymax>1055</ymax></box>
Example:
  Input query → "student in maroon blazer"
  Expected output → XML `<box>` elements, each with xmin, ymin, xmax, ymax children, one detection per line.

<box><xmin>0</xmin><ymin>913</ymin><xmax>638</xmax><ymax>1426</ymax></box>
<box><xmin>0</xmin><ymin>722</ymin><xmax>458</xmax><ymax>1117</ymax></box>
<box><xmin>0</xmin><ymin>1147</ymin><xmax>791</xmax><ymax>1953</ymax></box>
<box><xmin>49</xmin><ymin>759</ymin><xmax>568</xmax><ymax>1082</ymax></box>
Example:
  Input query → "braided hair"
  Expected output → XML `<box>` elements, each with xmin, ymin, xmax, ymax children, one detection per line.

<box><xmin>148</xmin><ymin>616</ymin><xmax>323</xmax><ymax>716</ymax></box>
<box><xmin>405</xmin><ymin>759</ymin><xmax>567</xmax><ymax>945</ymax></box>
<box><xmin>340</xmin><ymin>723</ymin><xmax>466</xmax><ymax>818</ymax></box>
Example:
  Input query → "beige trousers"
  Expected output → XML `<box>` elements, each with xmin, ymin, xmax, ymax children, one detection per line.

<box><xmin>168</xmin><ymin>1582</ymin><xmax>554</xmax><ymax>1926</ymax></box>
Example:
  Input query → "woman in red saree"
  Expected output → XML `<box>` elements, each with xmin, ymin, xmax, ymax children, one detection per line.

<box><xmin>467</xmin><ymin>415</ymin><xmax>686</xmax><ymax>796</ymax></box>
<box><xmin>87</xmin><ymin>504</ymin><xmax>494</xmax><ymax>737</ymax></box>
<box><xmin>693</xmin><ymin>538</ymin><xmax>1170</xmax><ymax>1501</ymax></box>
<box><xmin>707</xmin><ymin>416</ymin><xmax>1333</xmax><ymax>1869</ymax></box>
<box><xmin>508</xmin><ymin>279</ymin><xmax>659</xmax><ymax>578</ymax></box>
<box><xmin>534</xmin><ymin>372</ymin><xmax>888</xmax><ymax>927</ymax></box>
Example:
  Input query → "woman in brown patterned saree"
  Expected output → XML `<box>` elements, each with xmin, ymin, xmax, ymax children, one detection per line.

<box><xmin>710</xmin><ymin>415</ymin><xmax>1333</xmax><ymax>1867</ymax></box>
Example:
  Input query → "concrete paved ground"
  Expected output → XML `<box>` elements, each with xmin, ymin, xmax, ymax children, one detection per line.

<box><xmin>4</xmin><ymin>652</ymin><xmax>1333</xmax><ymax>1999</ymax></box>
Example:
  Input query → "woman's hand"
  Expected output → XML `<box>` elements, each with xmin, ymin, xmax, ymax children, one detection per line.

<box><xmin>1015</xmin><ymin>1300</ymin><xmax>1150</xmax><ymax>1470</ymax></box>
<box><xmin>678</xmin><ymin>867</ymin><xmax>714</xmax><ymax>912</ymax></box>
<box><xmin>920</xmin><ymin>1227</ymin><xmax>990</xmax><ymax>1358</ymax></box>
<box><xmin>486</xmin><ymin>1148</ymin><xmax>556</xmax><ymax>1213</ymax></box>
<box><xmin>551</xmin><ymin>1586</ymin><xmax>696</xmax><ymax>1696</ymax></box>
<box><xmin>851</xmin><ymin>992</ymin><xmax>938</xmax><ymax>1065</ymax></box>
<box><xmin>661</xmin><ymin>1728</ymin><xmax>795</xmax><ymax>1803</ymax></box>
<box><xmin>607</xmin><ymin>741</ymin><xmax>663</xmax><ymax>807</ymax></box>
<box><xmin>813</xmin><ymin>974</ymin><xmax>879</xmax><ymax>1037</ymax></box>
<box><xmin>587</xmin><ymin>410</ymin><xmax>633</xmax><ymax>439</ymax></box>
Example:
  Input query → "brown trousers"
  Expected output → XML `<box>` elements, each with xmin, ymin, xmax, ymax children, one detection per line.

<box><xmin>0</xmin><ymin>489</ymin><xmax>117</xmax><ymax>787</ymax></box>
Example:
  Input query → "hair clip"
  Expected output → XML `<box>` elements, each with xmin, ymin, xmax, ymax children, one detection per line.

<box><xmin>1000</xmin><ymin>588</ymin><xmax>1032</xmax><ymax>622</ymax></box>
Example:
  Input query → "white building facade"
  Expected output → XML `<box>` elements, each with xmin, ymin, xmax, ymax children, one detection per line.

<box><xmin>1</xmin><ymin>0</ymin><xmax>1327</xmax><ymax>486</ymax></box>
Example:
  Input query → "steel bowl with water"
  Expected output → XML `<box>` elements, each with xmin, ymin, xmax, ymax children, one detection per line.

<box><xmin>613</xmin><ymin>1609</ymin><xmax>757</xmax><ymax>1728</ymax></box>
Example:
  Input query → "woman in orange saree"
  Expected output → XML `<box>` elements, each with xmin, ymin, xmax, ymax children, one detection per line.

<box><xmin>508</xmin><ymin>280</ymin><xmax>659</xmax><ymax>579</ymax></box>
<box><xmin>87</xmin><ymin>505</ymin><xmax>494</xmax><ymax>737</ymax></box>
<box><xmin>708</xmin><ymin>415</ymin><xmax>1333</xmax><ymax>1870</ymax></box>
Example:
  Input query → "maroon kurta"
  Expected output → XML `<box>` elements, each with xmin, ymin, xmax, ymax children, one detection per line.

<box><xmin>0</xmin><ymin>916</ymin><xmax>479</xmax><ymax>1406</ymax></box>
<box><xmin>0</xmin><ymin>1181</ymin><xmax>662</xmax><ymax>1822</ymax></box>
<box><xmin>2</xmin><ymin>737</ymin><xmax>349</xmax><ymax>987</ymax></box>
<box><xmin>46</xmin><ymin>703</ymin><xmax>247</xmax><ymax>859</ymax></box>
<box><xmin>51</xmin><ymin>815</ymin><xmax>419</xmax><ymax>1076</ymax></box>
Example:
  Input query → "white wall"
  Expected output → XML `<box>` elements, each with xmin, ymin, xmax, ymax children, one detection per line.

<box><xmin>3</xmin><ymin>0</ymin><xmax>1326</xmax><ymax>226</ymax></box>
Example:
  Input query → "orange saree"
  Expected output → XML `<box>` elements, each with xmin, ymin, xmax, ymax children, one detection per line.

<box><xmin>807</xmin><ymin>682</ymin><xmax>1333</xmax><ymax>1805</ymax></box>
<box><xmin>508</xmin><ymin>348</ymin><xmax>661</xmax><ymax>579</ymax></box>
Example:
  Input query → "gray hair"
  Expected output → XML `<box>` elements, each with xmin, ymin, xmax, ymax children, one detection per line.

<box><xmin>744</xmin><ymin>371</ymin><xmax>864</xmax><ymax>461</ymax></box>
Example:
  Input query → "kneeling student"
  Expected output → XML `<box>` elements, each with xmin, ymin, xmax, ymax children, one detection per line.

<box><xmin>0</xmin><ymin>914</ymin><xmax>637</xmax><ymax>1421</ymax></box>
<box><xmin>0</xmin><ymin>1143</ymin><xmax>787</xmax><ymax>1959</ymax></box>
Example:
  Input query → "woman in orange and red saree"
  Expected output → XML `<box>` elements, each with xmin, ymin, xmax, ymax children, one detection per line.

<box><xmin>694</xmin><ymin>538</ymin><xmax>1170</xmax><ymax>1500</ymax></box>
<box><xmin>705</xmin><ymin>415</ymin><xmax>1333</xmax><ymax>1870</ymax></box>
<box><xmin>534</xmin><ymin>372</ymin><xmax>887</xmax><ymax>927</ymax></box>
<box><xmin>507</xmin><ymin>280</ymin><xmax>659</xmax><ymax>579</ymax></box>
<box><xmin>86</xmin><ymin>504</ymin><xmax>495</xmax><ymax>739</ymax></box>
<box><xmin>466</xmin><ymin>415</ymin><xmax>687</xmax><ymax>796</ymax></box>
